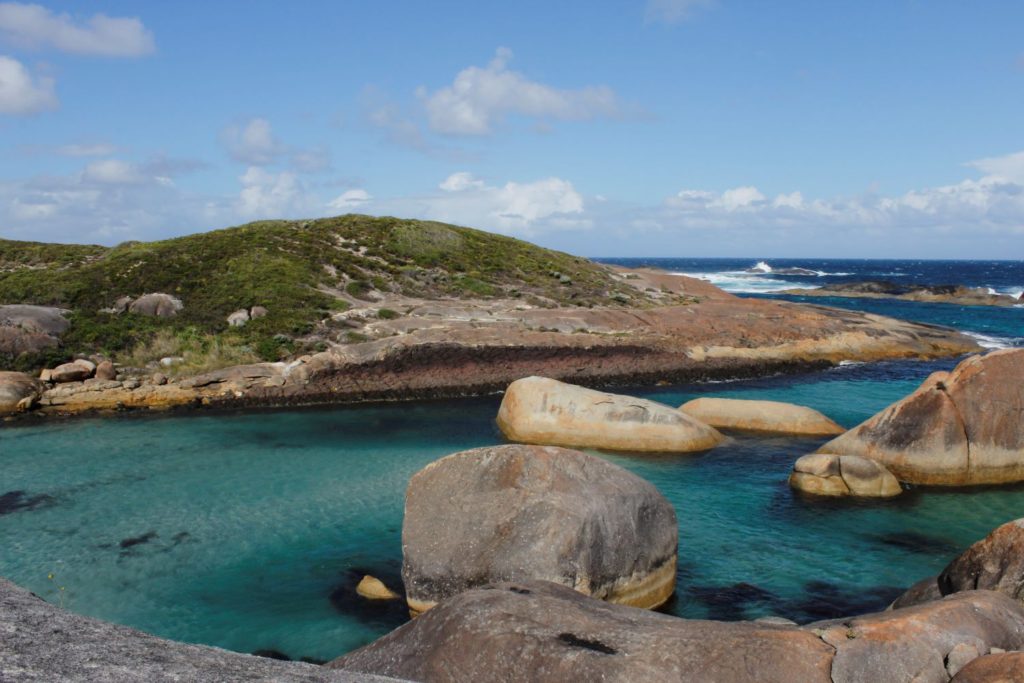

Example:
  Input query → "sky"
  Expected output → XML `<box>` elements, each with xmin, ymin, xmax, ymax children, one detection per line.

<box><xmin>0</xmin><ymin>1</ymin><xmax>1022</xmax><ymax>259</ymax></box>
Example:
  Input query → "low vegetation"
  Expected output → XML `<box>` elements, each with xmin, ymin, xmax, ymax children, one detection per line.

<box><xmin>0</xmin><ymin>214</ymin><xmax>634</xmax><ymax>370</ymax></box>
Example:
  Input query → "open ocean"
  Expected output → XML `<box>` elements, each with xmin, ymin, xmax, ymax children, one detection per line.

<box><xmin>1</xmin><ymin>258</ymin><xmax>1022</xmax><ymax>662</ymax></box>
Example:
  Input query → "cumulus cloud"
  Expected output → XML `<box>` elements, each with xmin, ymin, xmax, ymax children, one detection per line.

<box><xmin>327</xmin><ymin>188</ymin><xmax>371</xmax><ymax>209</ymax></box>
<box><xmin>365</xmin><ymin>172</ymin><xmax>587</xmax><ymax>235</ymax></box>
<box><xmin>645</xmin><ymin>0</ymin><xmax>715</xmax><ymax>24</ymax></box>
<box><xmin>237</xmin><ymin>167</ymin><xmax>321</xmax><ymax>218</ymax></box>
<box><xmin>0</xmin><ymin>2</ymin><xmax>154</xmax><ymax>57</ymax></box>
<box><xmin>221</xmin><ymin>117</ymin><xmax>332</xmax><ymax>172</ymax></box>
<box><xmin>420</xmin><ymin>48</ymin><xmax>620</xmax><ymax>136</ymax></box>
<box><xmin>0</xmin><ymin>54</ymin><xmax>55</xmax><ymax>114</ymax></box>
<box><xmin>967</xmin><ymin>150</ymin><xmax>1024</xmax><ymax>185</ymax></box>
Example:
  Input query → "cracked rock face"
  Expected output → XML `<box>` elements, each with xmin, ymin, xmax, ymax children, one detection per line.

<box><xmin>400</xmin><ymin>445</ymin><xmax>678</xmax><ymax>615</ymax></box>
<box><xmin>816</xmin><ymin>349</ymin><xmax>1024</xmax><ymax>485</ymax></box>
<box><xmin>497</xmin><ymin>376</ymin><xmax>724</xmax><ymax>453</ymax></box>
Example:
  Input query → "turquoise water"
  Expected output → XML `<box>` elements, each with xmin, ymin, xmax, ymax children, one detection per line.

<box><xmin>4</xmin><ymin>356</ymin><xmax>1024</xmax><ymax>662</ymax></box>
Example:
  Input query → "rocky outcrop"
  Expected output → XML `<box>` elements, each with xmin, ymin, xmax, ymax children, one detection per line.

<box><xmin>0</xmin><ymin>304</ymin><xmax>69</xmax><ymax>356</ymax></box>
<box><xmin>950</xmin><ymin>651</ymin><xmax>1024</xmax><ymax>682</ymax></box>
<box><xmin>894</xmin><ymin>518</ymin><xmax>1024</xmax><ymax>609</ymax></box>
<box><xmin>0</xmin><ymin>577</ymin><xmax>405</xmax><ymax>682</ymax></box>
<box><xmin>812</xmin><ymin>590</ymin><xmax>1024</xmax><ymax>683</ymax></box>
<box><xmin>331</xmin><ymin>580</ymin><xmax>835</xmax><ymax>682</ymax></box>
<box><xmin>497</xmin><ymin>376</ymin><xmax>724</xmax><ymax>453</ymax></box>
<box><xmin>330</xmin><ymin>580</ymin><xmax>1024</xmax><ymax>683</ymax></box>
<box><xmin>789</xmin><ymin>453</ymin><xmax>902</xmax><ymax>497</ymax></box>
<box><xmin>817</xmin><ymin>349</ymin><xmax>1024</xmax><ymax>485</ymax></box>
<box><xmin>784</xmin><ymin>281</ymin><xmax>1022</xmax><ymax>307</ymax></box>
<box><xmin>0</xmin><ymin>371</ymin><xmax>42</xmax><ymax>415</ymax></box>
<box><xmin>680</xmin><ymin>397</ymin><xmax>844</xmax><ymax>436</ymax></box>
<box><xmin>128</xmin><ymin>293</ymin><xmax>183</xmax><ymax>318</ymax></box>
<box><xmin>401</xmin><ymin>445</ymin><xmax>678</xmax><ymax>615</ymax></box>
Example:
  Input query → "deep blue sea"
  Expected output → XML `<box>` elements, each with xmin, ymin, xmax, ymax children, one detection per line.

<box><xmin>1</xmin><ymin>258</ymin><xmax>1023</xmax><ymax>663</ymax></box>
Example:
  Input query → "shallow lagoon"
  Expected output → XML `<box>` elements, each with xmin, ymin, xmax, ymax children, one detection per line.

<box><xmin>3</xmin><ymin>356</ymin><xmax>1024</xmax><ymax>662</ymax></box>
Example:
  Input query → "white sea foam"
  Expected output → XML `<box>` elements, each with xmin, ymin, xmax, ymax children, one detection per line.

<box><xmin>966</xmin><ymin>332</ymin><xmax>1021</xmax><ymax>349</ymax></box>
<box><xmin>751</xmin><ymin>261</ymin><xmax>772</xmax><ymax>273</ymax></box>
<box><xmin>673</xmin><ymin>271</ymin><xmax>821</xmax><ymax>294</ymax></box>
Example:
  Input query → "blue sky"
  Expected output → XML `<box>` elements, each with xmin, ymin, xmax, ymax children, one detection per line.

<box><xmin>1</xmin><ymin>0</ymin><xmax>1022</xmax><ymax>258</ymax></box>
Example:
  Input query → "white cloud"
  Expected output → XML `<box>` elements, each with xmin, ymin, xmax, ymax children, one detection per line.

<box><xmin>237</xmin><ymin>167</ymin><xmax>317</xmax><ymax>218</ymax></box>
<box><xmin>439</xmin><ymin>171</ymin><xmax>484</xmax><ymax>192</ymax></box>
<box><xmin>0</xmin><ymin>54</ymin><xmax>55</xmax><ymax>114</ymax></box>
<box><xmin>645</xmin><ymin>0</ymin><xmax>715</xmax><ymax>24</ymax></box>
<box><xmin>967</xmin><ymin>150</ymin><xmax>1024</xmax><ymax>185</ymax></box>
<box><xmin>81</xmin><ymin>159</ymin><xmax>146</xmax><ymax>185</ymax></box>
<box><xmin>713</xmin><ymin>185</ymin><xmax>765</xmax><ymax>211</ymax></box>
<box><xmin>328</xmin><ymin>188</ymin><xmax>371</xmax><ymax>209</ymax></box>
<box><xmin>421</xmin><ymin>48</ymin><xmax>620</xmax><ymax>135</ymax></box>
<box><xmin>221</xmin><ymin>118</ymin><xmax>286</xmax><ymax>166</ymax></box>
<box><xmin>0</xmin><ymin>2</ymin><xmax>154</xmax><ymax>57</ymax></box>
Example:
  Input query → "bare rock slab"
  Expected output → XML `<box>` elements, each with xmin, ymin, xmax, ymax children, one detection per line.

<box><xmin>789</xmin><ymin>453</ymin><xmax>902</xmax><ymax>498</ymax></box>
<box><xmin>497</xmin><ymin>376</ymin><xmax>724</xmax><ymax>453</ymax></box>
<box><xmin>818</xmin><ymin>349</ymin><xmax>1024</xmax><ymax>485</ymax></box>
<box><xmin>330</xmin><ymin>580</ymin><xmax>835</xmax><ymax>683</ymax></box>
<box><xmin>401</xmin><ymin>444</ymin><xmax>678</xmax><ymax>615</ymax></box>
<box><xmin>680</xmin><ymin>397</ymin><xmax>844</xmax><ymax>436</ymax></box>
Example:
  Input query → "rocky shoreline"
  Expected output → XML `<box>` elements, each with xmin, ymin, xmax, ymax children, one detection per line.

<box><xmin>1</xmin><ymin>272</ymin><xmax>982</xmax><ymax>422</ymax></box>
<box><xmin>782</xmin><ymin>280</ymin><xmax>1023</xmax><ymax>307</ymax></box>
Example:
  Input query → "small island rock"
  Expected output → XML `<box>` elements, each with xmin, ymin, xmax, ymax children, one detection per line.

<box><xmin>679</xmin><ymin>397</ymin><xmax>844</xmax><ymax>436</ymax></box>
<box><xmin>401</xmin><ymin>444</ymin><xmax>679</xmax><ymax>615</ymax></box>
<box><xmin>817</xmin><ymin>349</ymin><xmax>1024</xmax><ymax>485</ymax></box>
<box><xmin>497</xmin><ymin>376</ymin><xmax>724</xmax><ymax>453</ymax></box>
<box><xmin>789</xmin><ymin>453</ymin><xmax>902</xmax><ymax>498</ymax></box>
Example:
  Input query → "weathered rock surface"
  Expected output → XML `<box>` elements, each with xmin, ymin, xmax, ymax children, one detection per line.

<box><xmin>0</xmin><ymin>577</ymin><xmax>404</xmax><ymax>682</ymax></box>
<box><xmin>895</xmin><ymin>519</ymin><xmax>1024</xmax><ymax>610</ymax></box>
<box><xmin>812</xmin><ymin>590</ymin><xmax>1024</xmax><ymax>683</ymax></box>
<box><xmin>680</xmin><ymin>397</ymin><xmax>844</xmax><ymax>436</ymax></box>
<box><xmin>330</xmin><ymin>580</ymin><xmax>836</xmax><ymax>682</ymax></box>
<box><xmin>497</xmin><ymin>376</ymin><xmax>724</xmax><ymax>452</ymax></box>
<box><xmin>401</xmin><ymin>445</ymin><xmax>678</xmax><ymax>615</ymax></box>
<box><xmin>49</xmin><ymin>362</ymin><xmax>93</xmax><ymax>383</ymax></box>
<box><xmin>128</xmin><ymin>292</ymin><xmax>183</xmax><ymax>318</ymax></box>
<box><xmin>0</xmin><ymin>371</ymin><xmax>42</xmax><ymax>415</ymax></box>
<box><xmin>95</xmin><ymin>359</ymin><xmax>116</xmax><ymax>380</ymax></box>
<box><xmin>789</xmin><ymin>453</ymin><xmax>903</xmax><ymax>497</ymax></box>
<box><xmin>0</xmin><ymin>304</ymin><xmax>70</xmax><ymax>355</ymax></box>
<box><xmin>950</xmin><ymin>651</ymin><xmax>1024</xmax><ymax>682</ymax></box>
<box><xmin>817</xmin><ymin>349</ymin><xmax>1024</xmax><ymax>485</ymax></box>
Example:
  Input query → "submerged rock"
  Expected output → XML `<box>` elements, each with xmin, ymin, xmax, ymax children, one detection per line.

<box><xmin>817</xmin><ymin>349</ymin><xmax>1024</xmax><ymax>485</ymax></box>
<box><xmin>679</xmin><ymin>397</ymin><xmax>844</xmax><ymax>436</ymax></box>
<box><xmin>0</xmin><ymin>371</ymin><xmax>42</xmax><ymax>415</ymax></box>
<box><xmin>329</xmin><ymin>580</ymin><xmax>835</xmax><ymax>682</ymax></box>
<box><xmin>789</xmin><ymin>453</ymin><xmax>902</xmax><ymax>498</ymax></box>
<box><xmin>496</xmin><ymin>376</ymin><xmax>724</xmax><ymax>453</ymax></box>
<box><xmin>401</xmin><ymin>444</ymin><xmax>678</xmax><ymax>615</ymax></box>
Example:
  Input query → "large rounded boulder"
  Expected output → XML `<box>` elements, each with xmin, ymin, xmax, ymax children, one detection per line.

<box><xmin>817</xmin><ymin>349</ymin><xmax>1024</xmax><ymax>485</ymax></box>
<box><xmin>128</xmin><ymin>293</ymin><xmax>183</xmax><ymax>318</ymax></box>
<box><xmin>0</xmin><ymin>371</ymin><xmax>42</xmax><ymax>415</ymax></box>
<box><xmin>401</xmin><ymin>445</ymin><xmax>679</xmax><ymax>615</ymax></box>
<box><xmin>680</xmin><ymin>397</ymin><xmax>844</xmax><ymax>436</ymax></box>
<box><xmin>497</xmin><ymin>376</ymin><xmax>724</xmax><ymax>453</ymax></box>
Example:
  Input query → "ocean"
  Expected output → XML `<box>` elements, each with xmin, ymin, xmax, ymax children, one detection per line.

<box><xmin>1</xmin><ymin>258</ymin><xmax>1022</xmax><ymax>662</ymax></box>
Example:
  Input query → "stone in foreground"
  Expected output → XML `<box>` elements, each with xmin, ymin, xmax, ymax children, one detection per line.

<box><xmin>817</xmin><ymin>349</ymin><xmax>1024</xmax><ymax>485</ymax></box>
<box><xmin>789</xmin><ymin>453</ymin><xmax>902</xmax><ymax>498</ymax></box>
<box><xmin>679</xmin><ymin>397</ymin><xmax>844</xmax><ymax>436</ymax></box>
<box><xmin>401</xmin><ymin>444</ymin><xmax>678</xmax><ymax>615</ymax></box>
<box><xmin>497</xmin><ymin>376</ymin><xmax>724</xmax><ymax>453</ymax></box>
<box><xmin>0</xmin><ymin>371</ymin><xmax>42</xmax><ymax>416</ymax></box>
<box><xmin>0</xmin><ymin>577</ymin><xmax>403</xmax><ymax>682</ymax></box>
<box><xmin>950</xmin><ymin>651</ymin><xmax>1024</xmax><ymax>682</ymax></box>
<box><xmin>894</xmin><ymin>518</ymin><xmax>1024</xmax><ymax>609</ymax></box>
<box><xmin>330</xmin><ymin>580</ymin><xmax>835</xmax><ymax>682</ymax></box>
<box><xmin>128</xmin><ymin>292</ymin><xmax>183</xmax><ymax>318</ymax></box>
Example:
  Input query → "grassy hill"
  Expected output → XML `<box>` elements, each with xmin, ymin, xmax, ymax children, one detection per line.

<box><xmin>0</xmin><ymin>214</ymin><xmax>635</xmax><ymax>370</ymax></box>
